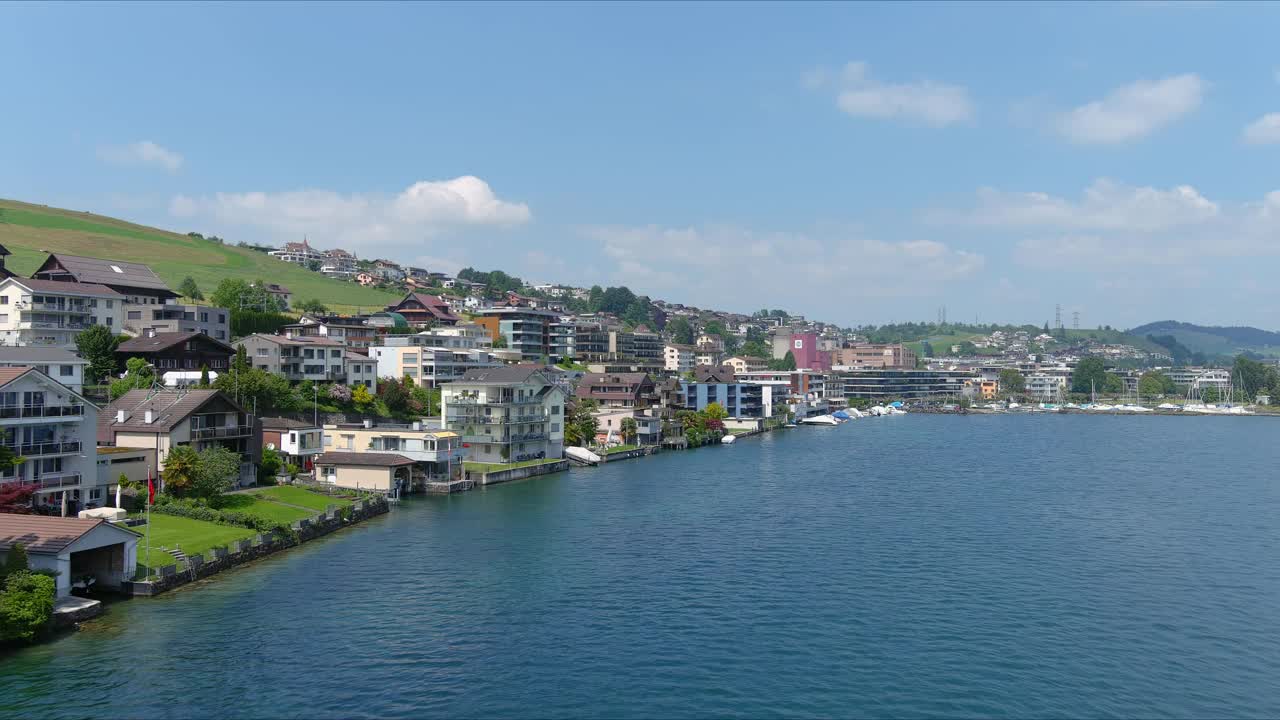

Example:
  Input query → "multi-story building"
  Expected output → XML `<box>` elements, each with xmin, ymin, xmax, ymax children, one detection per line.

<box><xmin>260</xmin><ymin>417</ymin><xmax>324</xmax><ymax>472</ymax></box>
<box><xmin>344</xmin><ymin>351</ymin><xmax>378</xmax><ymax>390</ymax></box>
<box><xmin>385</xmin><ymin>292</ymin><xmax>460</xmax><ymax>327</ymax></box>
<box><xmin>722</xmin><ymin>356</ymin><xmax>767</xmax><ymax>374</ymax></box>
<box><xmin>99</xmin><ymin>389</ymin><xmax>260</xmax><ymax>487</ymax></box>
<box><xmin>0</xmin><ymin>348</ymin><xmax>88</xmax><ymax>393</ymax></box>
<box><xmin>621</xmin><ymin>328</ymin><xmax>663</xmax><ymax>366</ymax></box>
<box><xmin>737</xmin><ymin>369</ymin><xmax>830</xmax><ymax>400</ymax></box>
<box><xmin>30</xmin><ymin>253</ymin><xmax>178</xmax><ymax>305</ymax></box>
<box><xmin>237</xmin><ymin>334</ymin><xmax>348</xmax><ymax>383</ymax></box>
<box><xmin>474</xmin><ymin>307</ymin><xmax>560</xmax><ymax>361</ymax></box>
<box><xmin>680</xmin><ymin>379</ymin><xmax>773</xmax><ymax>419</ymax></box>
<box><xmin>550</xmin><ymin>319</ymin><xmax>577</xmax><ymax>360</ymax></box>
<box><xmin>0</xmin><ymin>276</ymin><xmax>123</xmax><ymax>348</ymax></box>
<box><xmin>574</xmin><ymin>321</ymin><xmax>611</xmax><ymax>362</ymax></box>
<box><xmin>123</xmin><ymin>302</ymin><xmax>230</xmax><ymax>341</ymax></box>
<box><xmin>1025</xmin><ymin>374</ymin><xmax>1067</xmax><ymax>401</ymax></box>
<box><xmin>320</xmin><ymin>248</ymin><xmax>357</xmax><ymax>278</ymax></box>
<box><xmin>115</xmin><ymin>332</ymin><xmax>235</xmax><ymax>377</ymax></box>
<box><xmin>370</xmin><ymin>343</ymin><xmax>500</xmax><ymax>388</ymax></box>
<box><xmin>0</xmin><ymin>367</ymin><xmax>100</xmax><ymax>513</ymax></box>
<box><xmin>442</xmin><ymin>365</ymin><xmax>568</xmax><ymax>464</ymax></box>
<box><xmin>831</xmin><ymin>343</ymin><xmax>918</xmax><ymax>370</ymax></box>
<box><xmin>696</xmin><ymin>333</ymin><xmax>725</xmax><ymax>354</ymax></box>
<box><xmin>320</xmin><ymin>420</ymin><xmax>466</xmax><ymax>490</ymax></box>
<box><xmin>269</xmin><ymin>239</ymin><xmax>324</xmax><ymax>266</ymax></box>
<box><xmin>770</xmin><ymin>331</ymin><xmax>830</xmax><ymax>371</ymax></box>
<box><xmin>839</xmin><ymin>369</ymin><xmax>973</xmax><ymax>401</ymax></box>
<box><xmin>372</xmin><ymin>260</ymin><xmax>406</xmax><ymax>282</ymax></box>
<box><xmin>574</xmin><ymin>372</ymin><xmax>657</xmax><ymax>409</ymax></box>
<box><xmin>664</xmin><ymin>344</ymin><xmax>696</xmax><ymax>373</ymax></box>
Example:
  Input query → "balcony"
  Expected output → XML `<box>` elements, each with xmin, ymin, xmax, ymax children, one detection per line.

<box><xmin>0</xmin><ymin>405</ymin><xmax>86</xmax><ymax>419</ymax></box>
<box><xmin>34</xmin><ymin>472</ymin><xmax>83</xmax><ymax>490</ymax></box>
<box><xmin>31</xmin><ymin>302</ymin><xmax>92</xmax><ymax>314</ymax></box>
<box><xmin>17</xmin><ymin>320</ymin><xmax>93</xmax><ymax>330</ymax></box>
<box><xmin>5</xmin><ymin>441</ymin><xmax>82</xmax><ymax>457</ymax></box>
<box><xmin>191</xmin><ymin>425</ymin><xmax>254</xmax><ymax>439</ymax></box>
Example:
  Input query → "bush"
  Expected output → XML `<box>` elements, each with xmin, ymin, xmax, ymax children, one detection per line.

<box><xmin>153</xmin><ymin>496</ymin><xmax>294</xmax><ymax>537</ymax></box>
<box><xmin>1</xmin><ymin>542</ymin><xmax>29</xmax><ymax>583</ymax></box>
<box><xmin>0</xmin><ymin>571</ymin><xmax>56</xmax><ymax>643</ymax></box>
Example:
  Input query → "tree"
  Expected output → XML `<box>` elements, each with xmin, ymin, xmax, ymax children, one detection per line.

<box><xmin>380</xmin><ymin>376</ymin><xmax>411</xmax><ymax>416</ymax></box>
<box><xmin>193</xmin><ymin>446</ymin><xmax>241</xmax><ymax>500</ymax></box>
<box><xmin>1232</xmin><ymin>355</ymin><xmax>1272</xmax><ymax>400</ymax></box>
<box><xmin>258</xmin><ymin>448</ymin><xmax>283</xmax><ymax>484</ymax></box>
<box><xmin>232</xmin><ymin>344</ymin><xmax>250</xmax><ymax>373</ymax></box>
<box><xmin>159</xmin><ymin>445</ymin><xmax>200</xmax><ymax>497</ymax></box>
<box><xmin>1200</xmin><ymin>386</ymin><xmax>1220</xmax><ymax>403</ymax></box>
<box><xmin>1103</xmin><ymin>373</ymin><xmax>1125</xmax><ymax>395</ymax></box>
<box><xmin>741</xmin><ymin>340</ymin><xmax>769</xmax><ymax>359</ymax></box>
<box><xmin>211</xmin><ymin>278</ymin><xmax>283</xmax><ymax>313</ymax></box>
<box><xmin>492</xmin><ymin>334</ymin><xmax>508</xmax><ymax>349</ymax></box>
<box><xmin>998</xmin><ymin>368</ymin><xmax>1025</xmax><ymax>395</ymax></box>
<box><xmin>1</xmin><ymin>542</ymin><xmax>28</xmax><ymax>582</ymax></box>
<box><xmin>702</xmin><ymin>402</ymin><xmax>729</xmax><ymax>422</ymax></box>
<box><xmin>0</xmin><ymin>571</ymin><xmax>56</xmax><ymax>643</ymax></box>
<box><xmin>667</xmin><ymin>317</ymin><xmax>694</xmax><ymax>345</ymax></box>
<box><xmin>777</xmin><ymin>351</ymin><xmax>798</xmax><ymax>371</ymax></box>
<box><xmin>587</xmin><ymin>285</ymin><xmax>604</xmax><ymax>312</ymax></box>
<box><xmin>564</xmin><ymin>398</ymin><xmax>599</xmax><ymax>447</ymax></box>
<box><xmin>296</xmin><ymin>298</ymin><xmax>329</xmax><ymax>315</ymax></box>
<box><xmin>351</xmin><ymin>384</ymin><xmax>374</xmax><ymax>410</ymax></box>
<box><xmin>213</xmin><ymin>367</ymin><xmax>297</xmax><ymax>412</ymax></box>
<box><xmin>0</xmin><ymin>478</ymin><xmax>35</xmax><ymax>515</ymax></box>
<box><xmin>109</xmin><ymin>357</ymin><xmax>155</xmax><ymax>400</ymax></box>
<box><xmin>1138</xmin><ymin>371</ymin><xmax>1173</xmax><ymax>398</ymax></box>
<box><xmin>75</xmin><ymin>325</ymin><xmax>119</xmax><ymax>384</ymax></box>
<box><xmin>178</xmin><ymin>276</ymin><xmax>203</xmax><ymax>300</ymax></box>
<box><xmin>199</xmin><ymin>365</ymin><xmax>211</xmax><ymax>388</ymax></box>
<box><xmin>620</xmin><ymin>417</ymin><xmax>637</xmax><ymax>444</ymax></box>
<box><xmin>1071</xmin><ymin>357</ymin><xmax>1109</xmax><ymax>394</ymax></box>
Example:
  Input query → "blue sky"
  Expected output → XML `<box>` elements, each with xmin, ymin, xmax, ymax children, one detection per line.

<box><xmin>4</xmin><ymin>2</ymin><xmax>1280</xmax><ymax>329</ymax></box>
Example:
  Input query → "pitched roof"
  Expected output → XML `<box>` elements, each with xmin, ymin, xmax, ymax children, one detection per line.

<box><xmin>0</xmin><ymin>244</ymin><xmax>9</xmax><ymax>256</ymax></box>
<box><xmin>4</xmin><ymin>276</ymin><xmax>121</xmax><ymax>296</ymax></box>
<box><xmin>116</xmin><ymin>331</ymin><xmax>234</xmax><ymax>354</ymax></box>
<box><xmin>34</xmin><ymin>253</ymin><xmax>171</xmax><ymax>292</ymax></box>
<box><xmin>0</xmin><ymin>516</ymin><xmax>135</xmax><ymax>555</ymax></box>
<box><xmin>315</xmin><ymin>452</ymin><xmax>415</xmax><ymax>467</ymax></box>
<box><xmin>0</xmin><ymin>347</ymin><xmax>87</xmax><ymax>364</ymax></box>
<box><xmin>247</xmin><ymin>333</ymin><xmax>344</xmax><ymax>347</ymax></box>
<box><xmin>457</xmin><ymin>364</ymin><xmax>548</xmax><ymax>385</ymax></box>
<box><xmin>694</xmin><ymin>365</ymin><xmax>737</xmax><ymax>384</ymax></box>
<box><xmin>100</xmin><ymin>389</ymin><xmax>244</xmax><ymax>434</ymax></box>
<box><xmin>0</xmin><ymin>366</ymin><xmax>33</xmax><ymax>387</ymax></box>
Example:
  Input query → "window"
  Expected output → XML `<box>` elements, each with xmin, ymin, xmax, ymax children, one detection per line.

<box><xmin>0</xmin><ymin>314</ymin><xmax>6</xmax><ymax>323</ymax></box>
<box><xmin>257</xmin><ymin>348</ymin><xmax>269</xmax><ymax>356</ymax></box>
<box><xmin>89</xmin><ymin>488</ymin><xmax>102</xmax><ymax>500</ymax></box>
<box><xmin>200</xmin><ymin>312</ymin><xmax>209</xmax><ymax>322</ymax></box>
<box><xmin>330</xmin><ymin>349</ymin><xmax>341</xmax><ymax>358</ymax></box>
<box><xmin>323</xmin><ymin>434</ymin><xmax>333</xmax><ymax>447</ymax></box>
<box><xmin>219</xmin><ymin>313</ymin><xmax>227</xmax><ymax>323</ymax></box>
<box><xmin>106</xmin><ymin>300</ymin><xmax>114</xmax><ymax>308</ymax></box>
<box><xmin>106</xmin><ymin>317</ymin><xmax>113</xmax><ymax>327</ymax></box>
<box><xmin>217</xmin><ymin>330</ymin><xmax>226</xmax><ymax>339</ymax></box>
<box><xmin>322</xmin><ymin>466</ymin><xmax>336</xmax><ymax>480</ymax></box>
<box><xmin>60</xmin><ymin>365</ymin><xmax>73</xmax><ymax>377</ymax></box>
<box><xmin>551</xmin><ymin>423</ymin><xmax>560</xmax><ymax>432</ymax></box>
<box><xmin>341</xmin><ymin>435</ymin><xmax>354</xmax><ymax>450</ymax></box>
<box><xmin>127</xmin><ymin>311</ymin><xmax>142</xmax><ymax>320</ymax></box>
<box><xmin>551</xmin><ymin>405</ymin><xmax>561</xmax><ymax>415</ymax></box>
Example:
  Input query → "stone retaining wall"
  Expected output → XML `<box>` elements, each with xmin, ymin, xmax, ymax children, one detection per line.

<box><xmin>123</xmin><ymin>496</ymin><xmax>389</xmax><ymax>597</ymax></box>
<box><xmin>476</xmin><ymin>460</ymin><xmax>570</xmax><ymax>486</ymax></box>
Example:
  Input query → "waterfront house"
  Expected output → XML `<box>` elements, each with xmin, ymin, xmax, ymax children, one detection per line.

<box><xmin>0</xmin><ymin>516</ymin><xmax>138</xmax><ymax>598</ymax></box>
<box><xmin>123</xmin><ymin>302</ymin><xmax>231</xmax><ymax>342</ymax></box>
<box><xmin>0</xmin><ymin>348</ymin><xmax>88</xmax><ymax>393</ymax></box>
<box><xmin>442</xmin><ymin>365</ymin><xmax>568</xmax><ymax>464</ymax></box>
<box><xmin>30</xmin><ymin>253</ymin><xmax>177</xmax><ymax>305</ymax></box>
<box><xmin>260</xmin><ymin>417</ymin><xmax>323</xmax><ymax>473</ymax></box>
<box><xmin>94</xmin><ymin>446</ymin><xmax>156</xmax><ymax>493</ymax></box>
<box><xmin>0</xmin><ymin>276</ymin><xmax>123</xmax><ymax>348</ymax></box>
<box><xmin>574</xmin><ymin>372</ymin><xmax>657</xmax><ymax>409</ymax></box>
<box><xmin>99</xmin><ymin>389</ymin><xmax>260</xmax><ymax>487</ymax></box>
<box><xmin>0</xmin><ymin>366</ymin><xmax>100</xmax><ymax>513</ymax></box>
<box><xmin>384</xmin><ymin>292</ymin><xmax>459</xmax><ymax>327</ymax></box>
<box><xmin>314</xmin><ymin>451</ymin><xmax>415</xmax><ymax>497</ymax></box>
<box><xmin>680</xmin><ymin>377</ymin><xmax>773</xmax><ymax>420</ymax></box>
<box><xmin>321</xmin><ymin>419</ymin><xmax>466</xmax><ymax>488</ymax></box>
<box><xmin>115</xmin><ymin>332</ymin><xmax>235</xmax><ymax>379</ymax></box>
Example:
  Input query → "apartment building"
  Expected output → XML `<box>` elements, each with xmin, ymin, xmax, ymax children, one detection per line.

<box><xmin>344</xmin><ymin>351</ymin><xmax>378</xmax><ymax>391</ymax></box>
<box><xmin>574</xmin><ymin>372</ymin><xmax>657</xmax><ymax>409</ymax></box>
<box><xmin>370</xmin><ymin>344</ymin><xmax>499</xmax><ymax>388</ymax></box>
<box><xmin>0</xmin><ymin>276</ymin><xmax>123</xmax><ymax>348</ymax></box>
<box><xmin>831</xmin><ymin>343</ymin><xmax>918</xmax><ymax>370</ymax></box>
<box><xmin>237</xmin><ymin>334</ymin><xmax>348</xmax><ymax>383</ymax></box>
<box><xmin>283</xmin><ymin>314</ymin><xmax>385</xmax><ymax>349</ymax></box>
<box><xmin>320</xmin><ymin>248</ymin><xmax>357</xmax><ymax>278</ymax></box>
<box><xmin>99</xmin><ymin>389</ymin><xmax>260</xmax><ymax>487</ymax></box>
<box><xmin>474</xmin><ymin>307</ymin><xmax>561</xmax><ymax>361</ymax></box>
<box><xmin>723</xmin><ymin>356</ymin><xmax>767</xmax><ymax>374</ymax></box>
<box><xmin>30</xmin><ymin>253</ymin><xmax>178</xmax><ymax>305</ymax></box>
<box><xmin>1025</xmin><ymin>374</ymin><xmax>1067</xmax><ymax>401</ymax></box>
<box><xmin>839</xmin><ymin>369</ymin><xmax>973</xmax><ymax>401</ymax></box>
<box><xmin>123</xmin><ymin>302</ymin><xmax>230</xmax><ymax>341</ymax></box>
<box><xmin>680</xmin><ymin>379</ymin><xmax>773</xmax><ymax>419</ymax></box>
<box><xmin>268</xmin><ymin>239</ymin><xmax>324</xmax><ymax>266</ymax></box>
<box><xmin>0</xmin><ymin>367</ymin><xmax>100</xmax><ymax>513</ymax></box>
<box><xmin>664</xmin><ymin>344</ymin><xmax>696</xmax><ymax>373</ymax></box>
<box><xmin>0</xmin><ymin>348</ymin><xmax>88</xmax><ymax>393</ymax></box>
<box><xmin>442</xmin><ymin>365</ymin><xmax>568</xmax><ymax>464</ymax></box>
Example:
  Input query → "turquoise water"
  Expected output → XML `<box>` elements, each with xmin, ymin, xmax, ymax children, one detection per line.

<box><xmin>3</xmin><ymin>414</ymin><xmax>1280</xmax><ymax>718</ymax></box>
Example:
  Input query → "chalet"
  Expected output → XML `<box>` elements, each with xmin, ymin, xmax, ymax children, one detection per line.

<box><xmin>115</xmin><ymin>331</ymin><xmax>234</xmax><ymax>375</ymax></box>
<box><xmin>385</xmin><ymin>292</ymin><xmax>460</xmax><ymax>327</ymax></box>
<box><xmin>0</xmin><ymin>243</ymin><xmax>13</xmax><ymax>278</ymax></box>
<box><xmin>574</xmin><ymin>372</ymin><xmax>657</xmax><ymax>409</ymax></box>
<box><xmin>30</xmin><ymin>253</ymin><xmax>176</xmax><ymax>305</ymax></box>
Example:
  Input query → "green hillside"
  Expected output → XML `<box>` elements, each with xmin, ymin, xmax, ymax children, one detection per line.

<box><xmin>1130</xmin><ymin>321</ymin><xmax>1280</xmax><ymax>358</ymax></box>
<box><xmin>0</xmin><ymin>199</ymin><xmax>401</xmax><ymax>313</ymax></box>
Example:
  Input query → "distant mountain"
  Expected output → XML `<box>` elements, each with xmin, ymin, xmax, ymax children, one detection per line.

<box><xmin>1129</xmin><ymin>321</ymin><xmax>1280</xmax><ymax>358</ymax></box>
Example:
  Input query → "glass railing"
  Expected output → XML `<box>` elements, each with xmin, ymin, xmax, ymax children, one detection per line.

<box><xmin>4</xmin><ymin>441</ymin><xmax>81</xmax><ymax>456</ymax></box>
<box><xmin>0</xmin><ymin>405</ymin><xmax>85</xmax><ymax>418</ymax></box>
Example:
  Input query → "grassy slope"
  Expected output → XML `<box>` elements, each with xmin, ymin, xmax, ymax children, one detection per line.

<box><xmin>250</xmin><ymin>485</ymin><xmax>353</xmax><ymax>511</ymax></box>
<box><xmin>128</xmin><ymin>514</ymin><xmax>256</xmax><ymax>571</ymax></box>
<box><xmin>0</xmin><ymin>199</ymin><xmax>400</xmax><ymax>313</ymax></box>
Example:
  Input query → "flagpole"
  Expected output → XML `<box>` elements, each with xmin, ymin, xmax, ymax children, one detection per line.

<box><xmin>145</xmin><ymin>463</ymin><xmax>152</xmax><ymax>579</ymax></box>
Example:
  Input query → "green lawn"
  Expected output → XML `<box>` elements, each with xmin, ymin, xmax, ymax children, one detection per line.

<box><xmin>464</xmin><ymin>458</ymin><xmax>563</xmax><ymax>474</ymax></box>
<box><xmin>602</xmin><ymin>444</ymin><xmax>639</xmax><ymax>454</ymax></box>
<box><xmin>250</xmin><ymin>485</ymin><xmax>353</xmax><ymax>512</ymax></box>
<box><xmin>214</xmin><ymin>494</ymin><xmax>316</xmax><ymax>524</ymax></box>
<box><xmin>0</xmin><ymin>199</ymin><xmax>402</xmax><ymax>313</ymax></box>
<box><xmin>127</xmin><ymin>514</ymin><xmax>256</xmax><ymax>575</ymax></box>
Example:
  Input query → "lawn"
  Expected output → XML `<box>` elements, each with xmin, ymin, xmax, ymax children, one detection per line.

<box><xmin>0</xmin><ymin>199</ymin><xmax>402</xmax><ymax>313</ymax></box>
<box><xmin>127</xmin><ymin>514</ymin><xmax>256</xmax><ymax>574</ymax></box>
<box><xmin>250</xmin><ymin>485</ymin><xmax>353</xmax><ymax>512</ymax></box>
<box><xmin>214</xmin><ymin>494</ymin><xmax>316</xmax><ymax>524</ymax></box>
<box><xmin>464</xmin><ymin>458</ymin><xmax>563</xmax><ymax>474</ymax></box>
<box><xmin>602</xmin><ymin>444</ymin><xmax>639</xmax><ymax>454</ymax></box>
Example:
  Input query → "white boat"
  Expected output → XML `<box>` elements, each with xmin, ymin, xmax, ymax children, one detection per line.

<box><xmin>869</xmin><ymin>405</ymin><xmax>887</xmax><ymax>416</ymax></box>
<box><xmin>564</xmin><ymin>447</ymin><xmax>602</xmax><ymax>465</ymax></box>
<box><xmin>888</xmin><ymin>407</ymin><xmax>907</xmax><ymax>415</ymax></box>
<box><xmin>1157</xmin><ymin>403</ymin><xmax>1180</xmax><ymax>410</ymax></box>
<box><xmin>721</xmin><ymin>434</ymin><xmax>737</xmax><ymax>444</ymax></box>
<box><xmin>799</xmin><ymin>414</ymin><xmax>840</xmax><ymax>426</ymax></box>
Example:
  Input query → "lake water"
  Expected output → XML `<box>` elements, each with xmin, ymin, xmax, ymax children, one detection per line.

<box><xmin>3</xmin><ymin>414</ymin><xmax>1280</xmax><ymax>719</ymax></box>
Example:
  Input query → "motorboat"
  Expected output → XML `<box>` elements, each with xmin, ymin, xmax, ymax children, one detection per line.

<box><xmin>799</xmin><ymin>414</ymin><xmax>840</xmax><ymax>426</ymax></box>
<box><xmin>564</xmin><ymin>447</ymin><xmax>602</xmax><ymax>466</ymax></box>
<box><xmin>720</xmin><ymin>434</ymin><xmax>737</xmax><ymax>444</ymax></box>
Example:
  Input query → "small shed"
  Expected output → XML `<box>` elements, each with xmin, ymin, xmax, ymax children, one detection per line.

<box><xmin>314</xmin><ymin>452</ymin><xmax>415</xmax><ymax>497</ymax></box>
<box><xmin>0</xmin><ymin>516</ymin><xmax>139</xmax><ymax>597</ymax></box>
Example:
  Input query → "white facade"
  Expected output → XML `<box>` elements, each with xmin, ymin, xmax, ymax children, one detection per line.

<box><xmin>0</xmin><ymin>368</ymin><xmax>101</xmax><ymax>511</ymax></box>
<box><xmin>0</xmin><ymin>277</ymin><xmax>123</xmax><ymax>349</ymax></box>
<box><xmin>0</xmin><ymin>349</ymin><xmax>88</xmax><ymax>393</ymax></box>
<box><xmin>1026</xmin><ymin>374</ymin><xmax>1068</xmax><ymax>400</ymax></box>
<box><xmin>664</xmin><ymin>344</ymin><xmax>696</xmax><ymax>373</ymax></box>
<box><xmin>441</xmin><ymin>369</ymin><xmax>567</xmax><ymax>464</ymax></box>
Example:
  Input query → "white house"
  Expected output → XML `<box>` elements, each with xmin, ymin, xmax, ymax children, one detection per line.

<box><xmin>0</xmin><ymin>516</ymin><xmax>139</xmax><ymax>597</ymax></box>
<box><xmin>0</xmin><ymin>277</ymin><xmax>123</xmax><ymax>349</ymax></box>
<box><xmin>442</xmin><ymin>365</ymin><xmax>568</xmax><ymax>464</ymax></box>
<box><xmin>0</xmin><ymin>366</ymin><xmax>101</xmax><ymax>512</ymax></box>
<box><xmin>0</xmin><ymin>347</ymin><xmax>89</xmax><ymax>393</ymax></box>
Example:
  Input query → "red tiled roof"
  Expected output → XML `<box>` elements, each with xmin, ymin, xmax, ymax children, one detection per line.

<box><xmin>0</xmin><ymin>366</ymin><xmax>32</xmax><ymax>388</ymax></box>
<box><xmin>0</xmin><ymin>516</ymin><xmax>136</xmax><ymax>554</ymax></box>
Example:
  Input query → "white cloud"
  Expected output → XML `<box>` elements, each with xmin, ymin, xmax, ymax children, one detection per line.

<box><xmin>584</xmin><ymin>223</ymin><xmax>983</xmax><ymax>306</ymax></box>
<box><xmin>97</xmin><ymin>140</ymin><xmax>184</xmax><ymax>172</ymax></box>
<box><xmin>808</xmin><ymin>61</ymin><xmax>974</xmax><ymax>127</ymax></box>
<box><xmin>170</xmin><ymin>176</ymin><xmax>530</xmax><ymax>259</ymax></box>
<box><xmin>1055</xmin><ymin>74</ymin><xmax>1203</xmax><ymax>144</ymax></box>
<box><xmin>940</xmin><ymin>179</ymin><xmax>1280</xmax><ymax>271</ymax></box>
<box><xmin>1242</xmin><ymin>113</ymin><xmax>1280</xmax><ymax>145</ymax></box>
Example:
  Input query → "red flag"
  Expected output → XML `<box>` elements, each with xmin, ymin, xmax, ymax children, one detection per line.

<box><xmin>147</xmin><ymin>469</ymin><xmax>155</xmax><ymax>505</ymax></box>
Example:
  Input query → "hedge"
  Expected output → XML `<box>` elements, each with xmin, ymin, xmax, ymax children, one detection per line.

<box><xmin>153</xmin><ymin>497</ymin><xmax>295</xmax><ymax>538</ymax></box>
